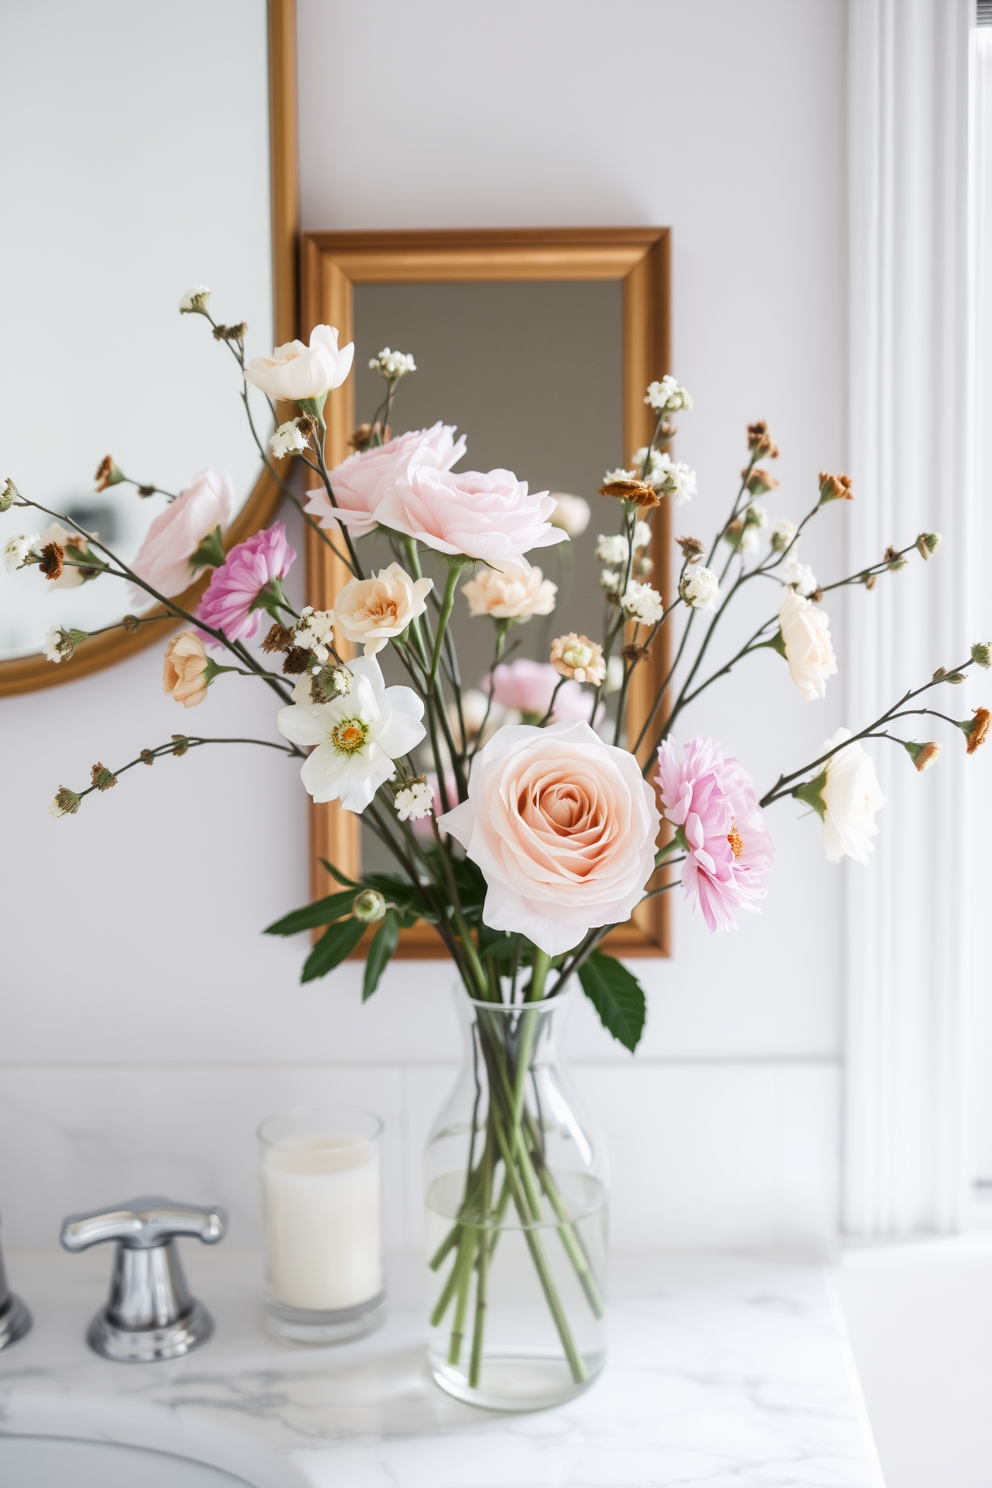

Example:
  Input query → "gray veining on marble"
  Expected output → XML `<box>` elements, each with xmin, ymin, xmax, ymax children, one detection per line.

<box><xmin>0</xmin><ymin>1248</ymin><xmax>883</xmax><ymax>1487</ymax></box>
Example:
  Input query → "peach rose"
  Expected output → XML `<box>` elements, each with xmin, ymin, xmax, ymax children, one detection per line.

<box><xmin>128</xmin><ymin>469</ymin><xmax>235</xmax><ymax>604</ymax></box>
<box><xmin>462</xmin><ymin>559</ymin><xmax>557</xmax><ymax>621</ymax></box>
<box><xmin>163</xmin><ymin>631</ymin><xmax>210</xmax><ymax>707</ymax></box>
<box><xmin>332</xmin><ymin>562</ymin><xmax>433</xmax><ymax>656</ymax></box>
<box><xmin>439</xmin><ymin>720</ymin><xmax>660</xmax><ymax>956</ymax></box>
<box><xmin>779</xmin><ymin>588</ymin><xmax>838</xmax><ymax>702</ymax></box>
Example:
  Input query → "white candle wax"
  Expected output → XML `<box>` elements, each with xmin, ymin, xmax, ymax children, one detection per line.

<box><xmin>262</xmin><ymin>1135</ymin><xmax>382</xmax><ymax>1312</ymax></box>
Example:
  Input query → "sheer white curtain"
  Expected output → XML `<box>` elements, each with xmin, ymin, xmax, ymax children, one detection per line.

<box><xmin>844</xmin><ymin>0</ymin><xmax>978</xmax><ymax>1236</ymax></box>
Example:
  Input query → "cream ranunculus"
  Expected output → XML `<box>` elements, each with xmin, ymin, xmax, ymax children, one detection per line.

<box><xmin>162</xmin><ymin>631</ymin><xmax>210</xmax><ymax>708</ymax></box>
<box><xmin>779</xmin><ymin>588</ymin><xmax>838</xmax><ymax>702</ymax></box>
<box><xmin>819</xmin><ymin>728</ymin><xmax>886</xmax><ymax>864</ymax></box>
<box><xmin>332</xmin><ymin>563</ymin><xmax>433</xmax><ymax>656</ymax></box>
<box><xmin>128</xmin><ymin>469</ymin><xmax>235</xmax><ymax>604</ymax></box>
<box><xmin>244</xmin><ymin>325</ymin><xmax>354</xmax><ymax>403</ymax></box>
<box><xmin>276</xmin><ymin>656</ymin><xmax>426</xmax><ymax>812</ymax></box>
<box><xmin>461</xmin><ymin>559</ymin><xmax>557</xmax><ymax>621</ymax></box>
<box><xmin>439</xmin><ymin>720</ymin><xmax>660</xmax><ymax>956</ymax></box>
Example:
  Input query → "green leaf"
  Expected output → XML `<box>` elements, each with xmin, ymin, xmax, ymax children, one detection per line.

<box><xmin>301</xmin><ymin>917</ymin><xmax>367</xmax><ymax>983</ymax></box>
<box><xmin>264</xmin><ymin>890</ymin><xmax>356</xmax><ymax>937</ymax></box>
<box><xmin>362</xmin><ymin>911</ymin><xmax>400</xmax><ymax>1001</ymax></box>
<box><xmin>793</xmin><ymin>769</ymin><xmax>828</xmax><ymax>820</ymax></box>
<box><xmin>320</xmin><ymin>857</ymin><xmax>360</xmax><ymax>889</ymax></box>
<box><xmin>578</xmin><ymin>950</ymin><xmax>647</xmax><ymax>1052</ymax></box>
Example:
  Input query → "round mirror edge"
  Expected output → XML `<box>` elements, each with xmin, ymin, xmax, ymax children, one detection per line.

<box><xmin>0</xmin><ymin>0</ymin><xmax>299</xmax><ymax>699</ymax></box>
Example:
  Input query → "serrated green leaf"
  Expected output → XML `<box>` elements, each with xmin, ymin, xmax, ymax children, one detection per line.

<box><xmin>577</xmin><ymin>950</ymin><xmax>646</xmax><ymax>1052</ymax></box>
<box><xmin>362</xmin><ymin>911</ymin><xmax>400</xmax><ymax>1001</ymax></box>
<box><xmin>320</xmin><ymin>857</ymin><xmax>360</xmax><ymax>889</ymax></box>
<box><xmin>301</xmin><ymin>916</ymin><xmax>366</xmax><ymax>983</ymax></box>
<box><xmin>264</xmin><ymin>890</ymin><xmax>356</xmax><ymax>937</ymax></box>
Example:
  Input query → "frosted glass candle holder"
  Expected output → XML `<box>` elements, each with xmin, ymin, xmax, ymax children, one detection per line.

<box><xmin>258</xmin><ymin>1106</ymin><xmax>385</xmax><ymax>1345</ymax></box>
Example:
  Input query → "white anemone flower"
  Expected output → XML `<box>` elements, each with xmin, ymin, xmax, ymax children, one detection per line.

<box><xmin>276</xmin><ymin>656</ymin><xmax>425</xmax><ymax>812</ymax></box>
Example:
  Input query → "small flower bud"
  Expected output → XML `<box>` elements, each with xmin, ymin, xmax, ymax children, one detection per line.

<box><xmin>212</xmin><ymin>321</ymin><xmax>247</xmax><ymax>342</ymax></box>
<box><xmin>282</xmin><ymin>646</ymin><xmax>311</xmax><ymax>676</ymax></box>
<box><xmin>865</xmin><ymin>572</ymin><xmax>878</xmax><ymax>591</ymax></box>
<box><xmin>353</xmin><ymin>888</ymin><xmax>387</xmax><ymax>923</ymax></box>
<box><xmin>49</xmin><ymin>786</ymin><xmax>81</xmax><ymax>818</ymax></box>
<box><xmin>676</xmin><ymin>535</ymin><xmax>705</xmax><ymax>561</ymax></box>
<box><xmin>140</xmin><ymin>749</ymin><xmax>155</xmax><ymax>766</ymax></box>
<box><xmin>770</xmin><ymin>518</ymin><xmax>797</xmax><ymax>553</ymax></box>
<box><xmin>884</xmin><ymin>545</ymin><xmax>908</xmax><ymax>573</ymax></box>
<box><xmin>90</xmin><ymin>762</ymin><xmax>117</xmax><ymax>791</ymax></box>
<box><xmin>0</xmin><ymin>477</ymin><xmax>17</xmax><ymax>512</ymax></box>
<box><xmin>903</xmin><ymin>740</ymin><xmax>941</xmax><ymax>772</ymax></box>
<box><xmin>38</xmin><ymin>541</ymin><xmax>64</xmax><ymax>580</ymax></box>
<box><xmin>368</xmin><ymin>347</ymin><xmax>417</xmax><ymax>381</ymax></box>
<box><xmin>94</xmin><ymin>455</ymin><xmax>124</xmax><ymax>491</ymax></box>
<box><xmin>818</xmin><ymin>472</ymin><xmax>854</xmax><ymax>504</ymax></box>
<box><xmin>916</xmin><ymin>531</ymin><xmax>942</xmax><ymax>561</ymax></box>
<box><xmin>743</xmin><ymin>467</ymin><xmax>778</xmax><ymax>496</ymax></box>
<box><xmin>171</xmin><ymin>734</ymin><xmax>190</xmax><ymax>756</ymax></box>
<box><xmin>598</xmin><ymin>477</ymin><xmax>660</xmax><ymax>509</ymax></box>
<box><xmin>261</xmin><ymin>622</ymin><xmax>295</xmax><ymax>654</ymax></box>
<box><xmin>123</xmin><ymin>613</ymin><xmax>141</xmax><ymax>632</ymax></box>
<box><xmin>947</xmin><ymin>672</ymin><xmax>967</xmax><ymax>685</ymax></box>
<box><xmin>746</xmin><ymin>420</ymin><xmax>779</xmax><ymax>458</ymax></box>
<box><xmin>970</xmin><ymin>642</ymin><xmax>992</xmax><ymax>669</ymax></box>
<box><xmin>961</xmin><ymin>707</ymin><xmax>991</xmax><ymax>754</ymax></box>
<box><xmin>178</xmin><ymin>285</ymin><xmax>211</xmax><ymax>315</ymax></box>
<box><xmin>310</xmin><ymin>665</ymin><xmax>352</xmax><ymax>703</ymax></box>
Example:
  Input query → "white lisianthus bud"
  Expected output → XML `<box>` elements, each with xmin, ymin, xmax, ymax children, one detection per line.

<box><xmin>680</xmin><ymin>565</ymin><xmax>720</xmax><ymax>612</ymax></box>
<box><xmin>269</xmin><ymin>420</ymin><xmax>309</xmax><ymax>458</ymax></box>
<box><xmin>645</xmin><ymin>375</ymin><xmax>692</xmax><ymax>413</ymax></box>
<box><xmin>621</xmin><ymin>581</ymin><xmax>664</xmax><ymax>625</ymax></box>
<box><xmin>770</xmin><ymin>518</ymin><xmax>797</xmax><ymax>553</ymax></box>
<box><xmin>394</xmin><ymin>778</ymin><xmax>433</xmax><ymax>822</ymax></box>
<box><xmin>549</xmin><ymin>492</ymin><xmax>590</xmax><ymax>536</ymax></box>
<box><xmin>178</xmin><ymin>285</ymin><xmax>211</xmax><ymax>315</ymax></box>
<box><xmin>600</xmin><ymin>568</ymin><xmax>623</xmax><ymax>593</ymax></box>
<box><xmin>3</xmin><ymin>533</ymin><xmax>38</xmax><ymax>572</ymax></box>
<box><xmin>352</xmin><ymin>888</ymin><xmax>387</xmax><ymax>922</ymax></box>
<box><xmin>369</xmin><ymin>347</ymin><xmax>416</xmax><ymax>380</ymax></box>
<box><xmin>596</xmin><ymin>533</ymin><xmax>628</xmax><ymax>565</ymax></box>
<box><xmin>783</xmin><ymin>558</ymin><xmax>818</xmax><ymax>597</ymax></box>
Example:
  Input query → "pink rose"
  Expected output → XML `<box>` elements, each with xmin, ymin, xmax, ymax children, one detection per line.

<box><xmin>196</xmin><ymin>521</ymin><xmax>296</xmax><ymax>644</ymax></box>
<box><xmin>305</xmin><ymin>423</ymin><xmax>465</xmax><ymax>540</ymax></box>
<box><xmin>440</xmin><ymin>720</ymin><xmax>660</xmax><ymax>956</ymax></box>
<box><xmin>487</xmin><ymin>659</ymin><xmax>595</xmax><ymax>724</ymax></box>
<box><xmin>128</xmin><ymin>469</ymin><xmax>235</xmax><ymax>604</ymax></box>
<box><xmin>371</xmin><ymin>466</ymin><xmax>568</xmax><ymax>562</ymax></box>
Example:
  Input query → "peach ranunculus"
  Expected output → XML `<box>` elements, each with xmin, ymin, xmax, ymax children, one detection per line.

<box><xmin>550</xmin><ymin>633</ymin><xmax>606</xmax><ymax>685</ymax></box>
<box><xmin>462</xmin><ymin>559</ymin><xmax>557</xmax><ymax>622</ymax></box>
<box><xmin>439</xmin><ymin>719</ymin><xmax>660</xmax><ymax>956</ymax></box>
<box><xmin>244</xmin><ymin>325</ymin><xmax>354</xmax><ymax>404</ymax></box>
<box><xmin>305</xmin><ymin>423</ymin><xmax>466</xmax><ymax>541</ymax></box>
<box><xmin>128</xmin><ymin>469</ymin><xmax>235</xmax><ymax>605</ymax></box>
<box><xmin>332</xmin><ymin>563</ymin><xmax>433</xmax><ymax>657</ymax></box>
<box><xmin>778</xmin><ymin>588</ymin><xmax>838</xmax><ymax>702</ymax></box>
<box><xmin>163</xmin><ymin>631</ymin><xmax>210</xmax><ymax>708</ymax></box>
<box><xmin>364</xmin><ymin>466</ymin><xmax>569</xmax><ymax>562</ymax></box>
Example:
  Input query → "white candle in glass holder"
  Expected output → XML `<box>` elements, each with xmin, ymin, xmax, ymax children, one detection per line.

<box><xmin>259</xmin><ymin>1109</ymin><xmax>382</xmax><ymax>1313</ymax></box>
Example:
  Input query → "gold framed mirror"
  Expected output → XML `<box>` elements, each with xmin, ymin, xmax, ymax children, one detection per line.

<box><xmin>301</xmin><ymin>227</ymin><xmax>672</xmax><ymax>958</ymax></box>
<box><xmin>0</xmin><ymin>0</ymin><xmax>298</xmax><ymax>697</ymax></box>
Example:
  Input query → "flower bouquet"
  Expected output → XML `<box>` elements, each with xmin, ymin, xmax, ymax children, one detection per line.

<box><xmin>5</xmin><ymin>287</ymin><xmax>989</xmax><ymax>1409</ymax></box>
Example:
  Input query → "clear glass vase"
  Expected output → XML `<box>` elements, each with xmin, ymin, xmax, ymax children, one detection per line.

<box><xmin>425</xmin><ymin>989</ymin><xmax>608</xmax><ymax>1411</ymax></box>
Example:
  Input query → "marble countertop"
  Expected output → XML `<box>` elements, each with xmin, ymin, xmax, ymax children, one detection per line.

<box><xmin>0</xmin><ymin>1248</ymin><xmax>883</xmax><ymax>1488</ymax></box>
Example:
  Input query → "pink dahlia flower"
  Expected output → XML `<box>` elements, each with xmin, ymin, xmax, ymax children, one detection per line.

<box><xmin>487</xmin><ymin>659</ymin><xmax>595</xmax><ymax>725</ymax></box>
<box><xmin>197</xmin><ymin>522</ymin><xmax>296</xmax><ymax>645</ymax></box>
<box><xmin>305</xmin><ymin>423</ymin><xmax>466</xmax><ymax>540</ymax></box>
<box><xmin>655</xmin><ymin>736</ymin><xmax>773</xmax><ymax>932</ymax></box>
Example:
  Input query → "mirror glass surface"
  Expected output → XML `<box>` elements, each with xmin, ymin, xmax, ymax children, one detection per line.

<box><xmin>348</xmin><ymin>280</ymin><xmax>623</xmax><ymax>870</ymax></box>
<box><xmin>0</xmin><ymin>0</ymin><xmax>273</xmax><ymax>660</ymax></box>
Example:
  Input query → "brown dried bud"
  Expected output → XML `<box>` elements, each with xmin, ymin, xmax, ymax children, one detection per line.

<box><xmin>261</xmin><ymin>622</ymin><xmax>295</xmax><ymax>654</ymax></box>
<box><xmin>865</xmin><ymin>573</ymin><xmax>878</xmax><ymax>591</ymax></box>
<box><xmin>598</xmin><ymin>478</ymin><xmax>660</xmax><ymax>509</ymax></box>
<box><xmin>212</xmin><ymin>322</ymin><xmax>247</xmax><ymax>342</ymax></box>
<box><xmin>282</xmin><ymin>647</ymin><xmax>311</xmax><ymax>676</ymax></box>
<box><xmin>884</xmin><ymin>545</ymin><xmax>908</xmax><ymax>572</ymax></box>
<box><xmin>914</xmin><ymin>742</ymin><xmax>941</xmax><ymax>772</ymax></box>
<box><xmin>746</xmin><ymin>421</ymin><xmax>779</xmax><ymax>459</ymax></box>
<box><xmin>90</xmin><ymin>762</ymin><xmax>117</xmax><ymax>791</ymax></box>
<box><xmin>966</xmin><ymin>707</ymin><xmax>991</xmax><ymax>755</ymax></box>
<box><xmin>744</xmin><ymin>467</ymin><xmax>779</xmax><ymax>496</ymax></box>
<box><xmin>140</xmin><ymin>748</ymin><xmax>155</xmax><ymax>766</ymax></box>
<box><xmin>676</xmin><ymin>535</ymin><xmax>705</xmax><ymax>561</ymax></box>
<box><xmin>295</xmin><ymin>414</ymin><xmax>318</xmax><ymax>441</ymax></box>
<box><xmin>122</xmin><ymin>614</ymin><xmax>141</xmax><ymax>632</ymax></box>
<box><xmin>38</xmin><ymin>541</ymin><xmax>64</xmax><ymax>580</ymax></box>
<box><xmin>811</xmin><ymin>588</ymin><xmax>823</xmax><ymax>603</ymax></box>
<box><xmin>933</xmin><ymin>666</ymin><xmax>948</xmax><ymax>680</ymax></box>
<box><xmin>171</xmin><ymin>734</ymin><xmax>190</xmax><ymax>756</ymax></box>
<box><xmin>137</xmin><ymin>484</ymin><xmax>156</xmax><ymax>498</ymax></box>
<box><xmin>621</xmin><ymin>643</ymin><xmax>651</xmax><ymax>664</ymax></box>
<box><xmin>819</xmin><ymin>471</ymin><xmax>854</xmax><ymax>504</ymax></box>
<box><xmin>94</xmin><ymin>455</ymin><xmax>124</xmax><ymax>491</ymax></box>
<box><xmin>348</xmin><ymin>420</ymin><xmax>391</xmax><ymax>451</ymax></box>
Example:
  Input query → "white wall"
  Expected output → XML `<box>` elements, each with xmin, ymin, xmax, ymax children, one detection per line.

<box><xmin>0</xmin><ymin>0</ymin><xmax>848</xmax><ymax>1255</ymax></box>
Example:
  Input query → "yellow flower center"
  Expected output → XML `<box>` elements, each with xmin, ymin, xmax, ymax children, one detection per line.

<box><xmin>330</xmin><ymin>716</ymin><xmax>369</xmax><ymax>755</ymax></box>
<box><xmin>727</xmin><ymin>824</ymin><xmax>744</xmax><ymax>859</ymax></box>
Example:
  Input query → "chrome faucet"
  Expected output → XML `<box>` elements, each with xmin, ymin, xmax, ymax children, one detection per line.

<box><xmin>0</xmin><ymin>1210</ymin><xmax>31</xmax><ymax>1351</ymax></box>
<box><xmin>60</xmin><ymin>1196</ymin><xmax>226</xmax><ymax>1362</ymax></box>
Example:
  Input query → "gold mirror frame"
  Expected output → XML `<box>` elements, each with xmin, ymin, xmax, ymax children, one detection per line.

<box><xmin>302</xmin><ymin>227</ymin><xmax>672</xmax><ymax>958</ymax></box>
<box><xmin>0</xmin><ymin>0</ymin><xmax>299</xmax><ymax>700</ymax></box>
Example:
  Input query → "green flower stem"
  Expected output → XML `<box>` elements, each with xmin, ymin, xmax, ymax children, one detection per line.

<box><xmin>446</xmin><ymin>1225</ymin><xmax>478</xmax><ymax>1364</ymax></box>
<box><xmin>468</xmin><ymin>1140</ymin><xmax>495</xmax><ymax>1388</ymax></box>
<box><xmin>430</xmin><ymin>560</ymin><xmax>466</xmax><ymax>690</ymax></box>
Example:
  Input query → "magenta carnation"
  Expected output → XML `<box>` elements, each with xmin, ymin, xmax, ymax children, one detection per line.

<box><xmin>196</xmin><ymin>522</ymin><xmax>296</xmax><ymax>645</ymax></box>
<box><xmin>655</xmin><ymin>736</ymin><xmax>773</xmax><ymax>932</ymax></box>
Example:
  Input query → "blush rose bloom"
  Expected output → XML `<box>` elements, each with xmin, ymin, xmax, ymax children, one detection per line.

<box><xmin>440</xmin><ymin>720</ymin><xmax>660</xmax><ymax>956</ymax></box>
<box><xmin>779</xmin><ymin>588</ymin><xmax>838</xmax><ymax>701</ymax></box>
<box><xmin>128</xmin><ymin>469</ymin><xmax>235</xmax><ymax>604</ymax></box>
<box><xmin>305</xmin><ymin>423</ymin><xmax>466</xmax><ymax>540</ymax></box>
<box><xmin>819</xmin><ymin>728</ymin><xmax>886</xmax><ymax>864</ymax></box>
<box><xmin>244</xmin><ymin>324</ymin><xmax>354</xmax><ymax>403</ymax></box>
<box><xmin>462</xmin><ymin>559</ymin><xmax>557</xmax><ymax>621</ymax></box>
<box><xmin>162</xmin><ymin>631</ymin><xmax>210</xmax><ymax>708</ymax></box>
<box><xmin>367</xmin><ymin>466</ymin><xmax>568</xmax><ymax>562</ymax></box>
<box><xmin>332</xmin><ymin>562</ymin><xmax>433</xmax><ymax>656</ymax></box>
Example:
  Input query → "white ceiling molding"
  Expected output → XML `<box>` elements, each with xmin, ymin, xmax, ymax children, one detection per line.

<box><xmin>844</xmin><ymin>0</ymin><xmax>977</xmax><ymax>1236</ymax></box>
